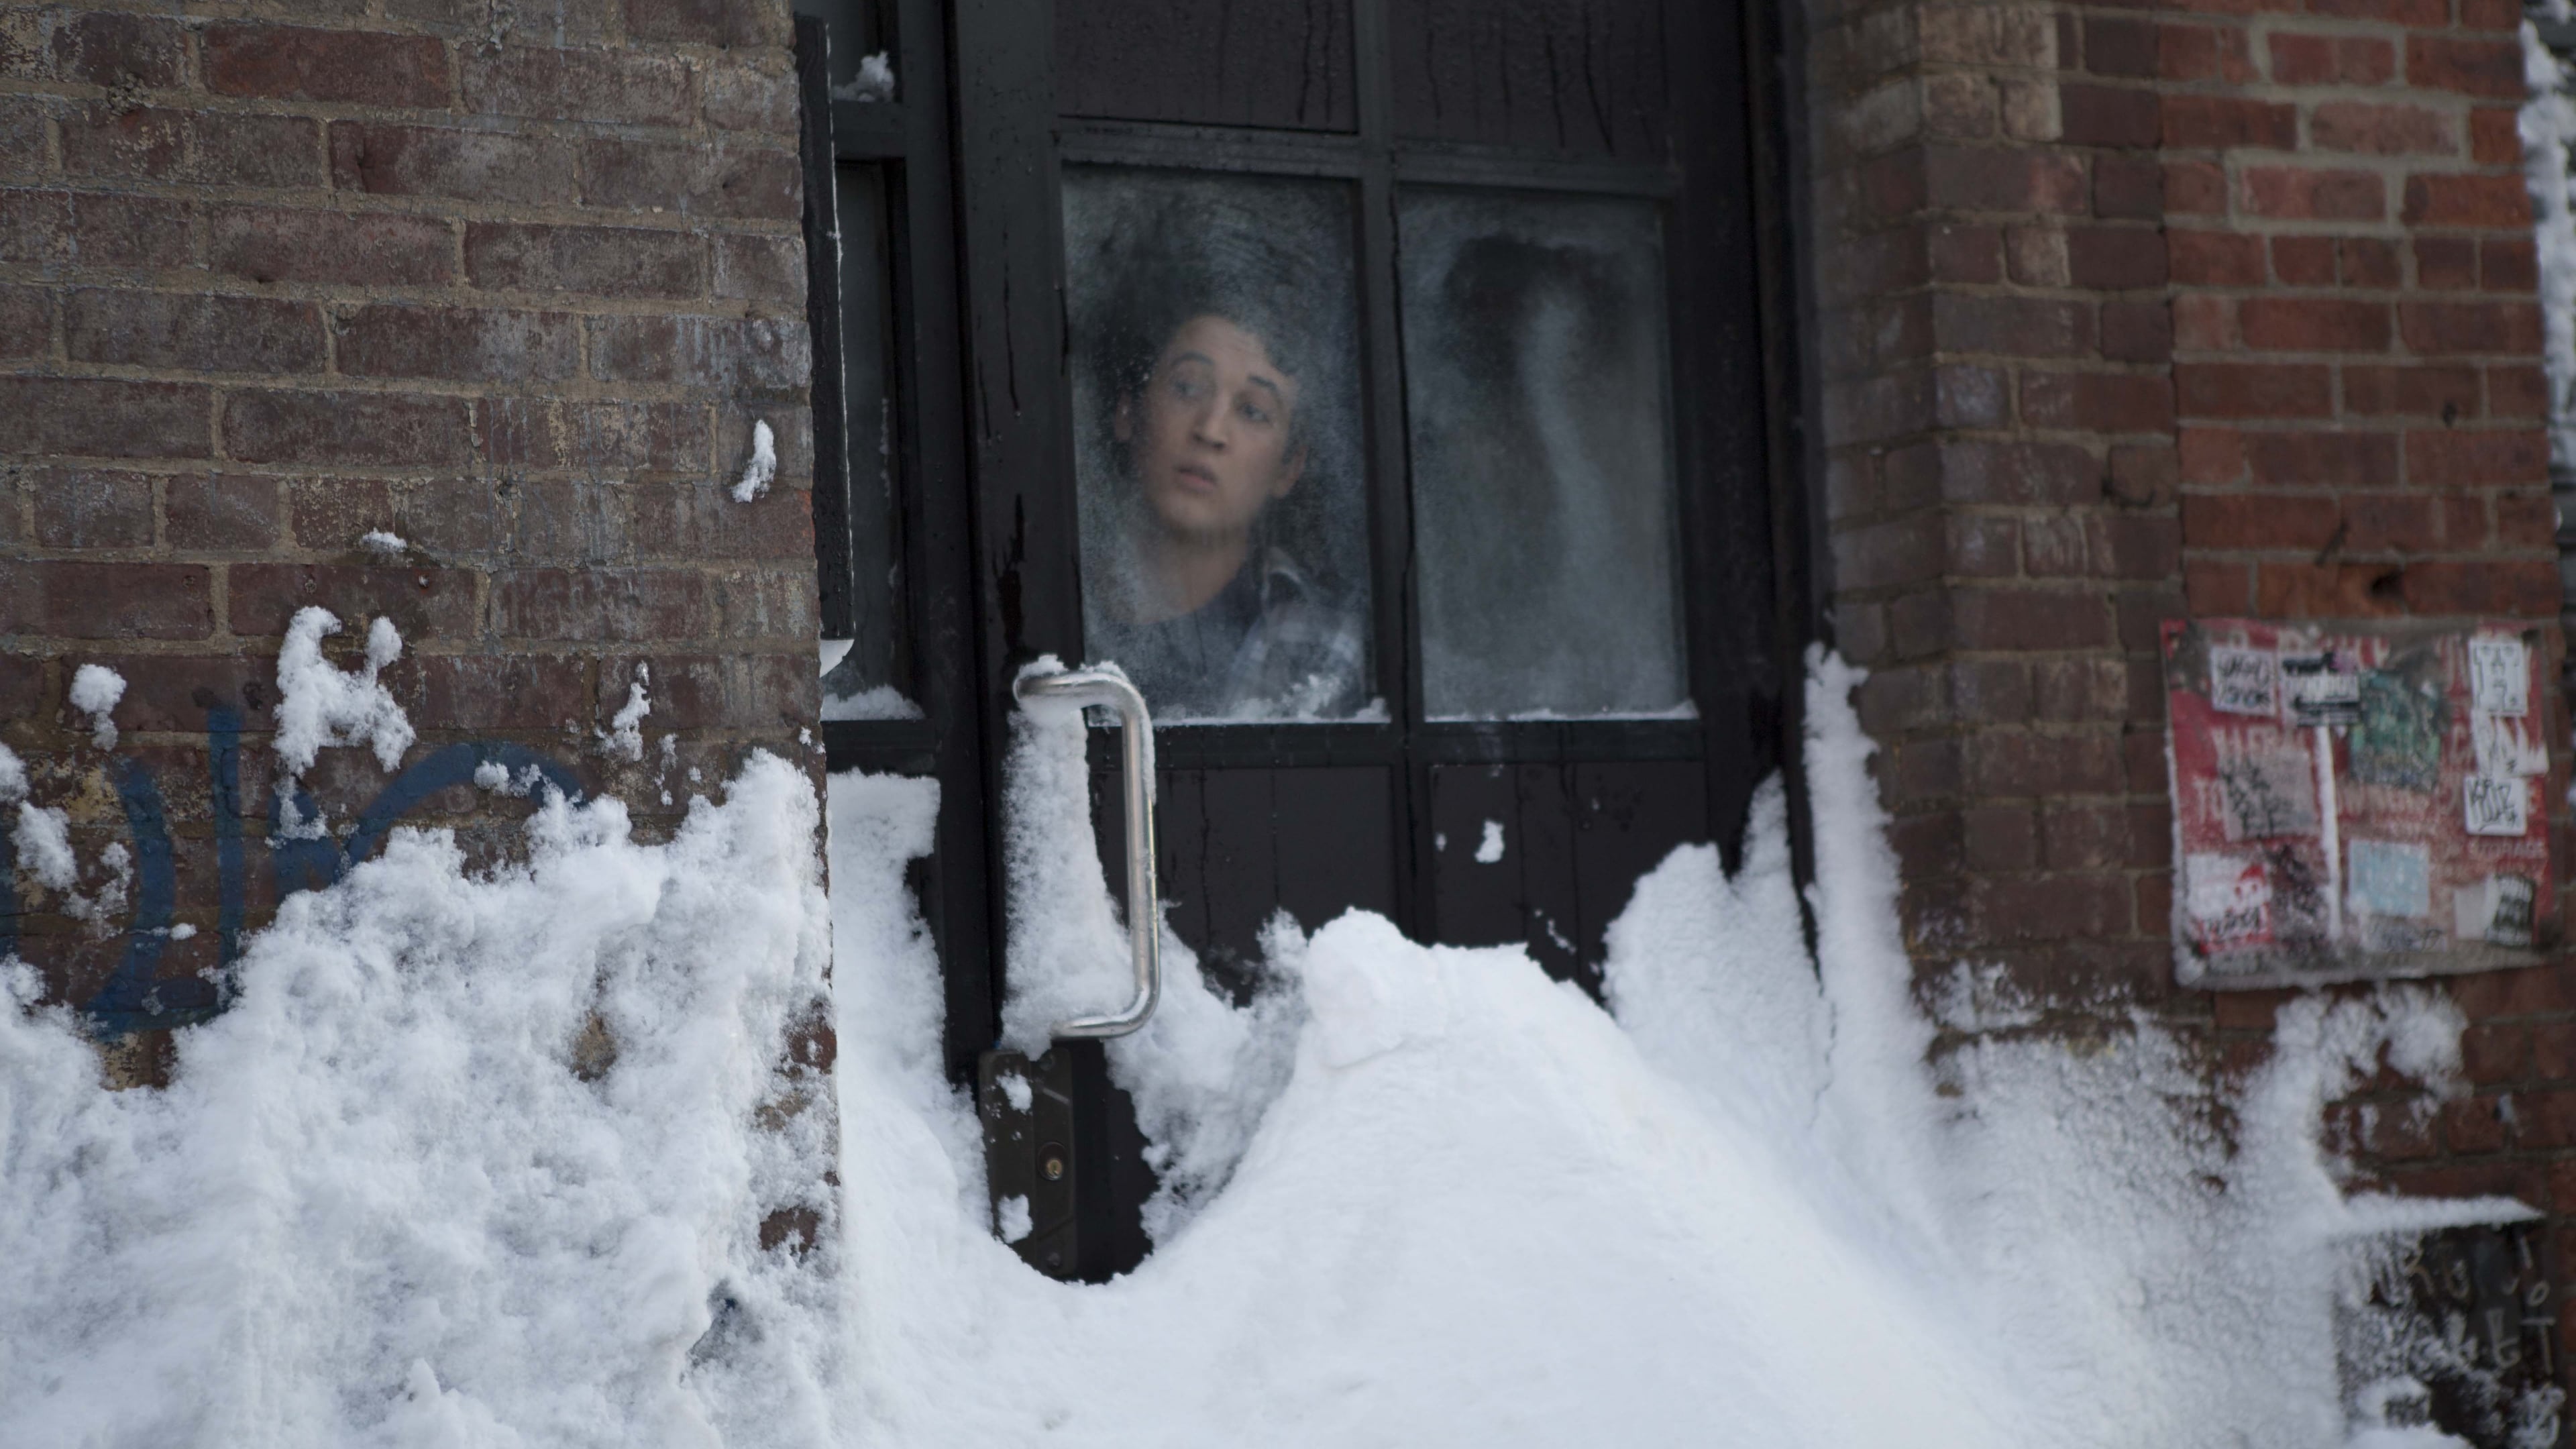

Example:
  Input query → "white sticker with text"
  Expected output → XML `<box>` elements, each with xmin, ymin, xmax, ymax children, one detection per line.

<box><xmin>2207</xmin><ymin>645</ymin><xmax>2278</xmax><ymax>717</ymax></box>
<box><xmin>2469</xmin><ymin>635</ymin><xmax>2530</xmax><ymax>718</ymax></box>
<box><xmin>2464</xmin><ymin>775</ymin><xmax>2530</xmax><ymax>837</ymax></box>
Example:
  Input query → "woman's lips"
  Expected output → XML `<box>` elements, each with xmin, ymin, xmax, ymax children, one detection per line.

<box><xmin>1171</xmin><ymin>464</ymin><xmax>1219</xmax><ymax>493</ymax></box>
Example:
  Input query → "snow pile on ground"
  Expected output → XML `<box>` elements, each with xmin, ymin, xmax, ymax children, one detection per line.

<box><xmin>828</xmin><ymin>651</ymin><xmax>2529</xmax><ymax>1449</ymax></box>
<box><xmin>0</xmin><ymin>755</ymin><xmax>837</xmax><ymax>1448</ymax></box>
<box><xmin>841</xmin><ymin>773</ymin><xmax>2017</xmax><ymax>1444</ymax></box>
<box><xmin>0</xmin><ymin>650</ymin><xmax>2533</xmax><ymax>1448</ymax></box>
<box><xmin>1933</xmin><ymin>979</ymin><xmax>2523</xmax><ymax>1446</ymax></box>
<box><xmin>992</xmin><ymin>664</ymin><xmax>1303</xmax><ymax>1240</ymax></box>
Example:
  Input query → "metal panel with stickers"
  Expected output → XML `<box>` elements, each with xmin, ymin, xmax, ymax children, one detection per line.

<box><xmin>2161</xmin><ymin>619</ymin><xmax>2561</xmax><ymax>989</ymax></box>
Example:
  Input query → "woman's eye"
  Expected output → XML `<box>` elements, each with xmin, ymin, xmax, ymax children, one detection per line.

<box><xmin>1237</xmin><ymin>398</ymin><xmax>1270</xmax><ymax>425</ymax></box>
<box><xmin>1167</xmin><ymin>374</ymin><xmax>1204</xmax><ymax>400</ymax></box>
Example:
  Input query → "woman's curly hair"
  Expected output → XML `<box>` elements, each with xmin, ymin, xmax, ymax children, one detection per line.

<box><xmin>1065</xmin><ymin>174</ymin><xmax>1365</xmax><ymax>596</ymax></box>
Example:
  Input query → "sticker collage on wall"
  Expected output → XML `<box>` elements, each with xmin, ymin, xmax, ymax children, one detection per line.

<box><xmin>2161</xmin><ymin>619</ymin><xmax>2559</xmax><ymax>988</ymax></box>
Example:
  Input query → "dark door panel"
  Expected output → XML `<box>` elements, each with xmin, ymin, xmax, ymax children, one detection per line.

<box><xmin>1057</xmin><ymin>0</ymin><xmax>1358</xmax><ymax>131</ymax></box>
<box><xmin>1427</xmin><ymin>762</ymin><xmax>1583</xmax><ymax>985</ymax></box>
<box><xmin>1197</xmin><ymin>770</ymin><xmax>1287</xmax><ymax>977</ymax></box>
<box><xmin>1095</xmin><ymin>763</ymin><xmax>1397</xmax><ymax>993</ymax></box>
<box><xmin>1271</xmin><ymin>765</ymin><xmax>1400</xmax><ymax>935</ymax></box>
<box><xmin>1428</xmin><ymin>762</ymin><xmax>1527</xmax><ymax>949</ymax></box>
<box><xmin>1513</xmin><ymin>763</ymin><xmax>1587</xmax><ymax>983</ymax></box>
<box><xmin>1573</xmin><ymin>760</ymin><xmax>1708</xmax><ymax>965</ymax></box>
<box><xmin>1428</xmin><ymin>759</ymin><xmax>1707</xmax><ymax>989</ymax></box>
<box><xmin>1389</xmin><ymin>0</ymin><xmax>1672</xmax><ymax>158</ymax></box>
<box><xmin>800</xmin><ymin>0</ymin><xmax>999</xmax><ymax>1085</ymax></box>
<box><xmin>1142</xmin><ymin>766</ymin><xmax>1210</xmax><ymax>951</ymax></box>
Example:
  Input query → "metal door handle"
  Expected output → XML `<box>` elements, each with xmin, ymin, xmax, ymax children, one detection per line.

<box><xmin>1013</xmin><ymin>667</ymin><xmax>1160</xmax><ymax>1038</ymax></box>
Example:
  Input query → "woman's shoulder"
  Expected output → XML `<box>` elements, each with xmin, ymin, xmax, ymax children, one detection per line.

<box><xmin>1256</xmin><ymin>548</ymin><xmax>1359</xmax><ymax>641</ymax></box>
<box><xmin>1242</xmin><ymin>547</ymin><xmax>1366</xmax><ymax>717</ymax></box>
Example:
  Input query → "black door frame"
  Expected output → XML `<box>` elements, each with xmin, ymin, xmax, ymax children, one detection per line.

<box><xmin>802</xmin><ymin>0</ymin><xmax>1006</xmax><ymax>1080</ymax></box>
<box><xmin>814</xmin><ymin>0</ymin><xmax>1827</xmax><ymax>1085</ymax></box>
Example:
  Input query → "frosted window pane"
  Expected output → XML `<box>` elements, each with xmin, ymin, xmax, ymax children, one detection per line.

<box><xmin>1063</xmin><ymin>168</ymin><xmax>1375</xmax><ymax>722</ymax></box>
<box><xmin>1399</xmin><ymin>191</ymin><xmax>1688</xmax><ymax>720</ymax></box>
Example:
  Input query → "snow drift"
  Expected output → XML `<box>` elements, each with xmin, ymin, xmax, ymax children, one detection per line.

<box><xmin>0</xmin><ymin>756</ymin><xmax>837</xmax><ymax>1448</ymax></box>
<box><xmin>0</xmin><ymin>653</ymin><xmax>2535</xmax><ymax>1448</ymax></box>
<box><xmin>826</xmin><ymin>649</ymin><xmax>2530</xmax><ymax>1449</ymax></box>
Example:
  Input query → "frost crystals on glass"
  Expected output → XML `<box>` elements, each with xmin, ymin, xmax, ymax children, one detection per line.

<box><xmin>1399</xmin><ymin>191</ymin><xmax>1689</xmax><ymax>720</ymax></box>
<box><xmin>1063</xmin><ymin>168</ymin><xmax>1375</xmax><ymax>723</ymax></box>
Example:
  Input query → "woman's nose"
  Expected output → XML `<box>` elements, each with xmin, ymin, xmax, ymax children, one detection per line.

<box><xmin>1190</xmin><ymin>400</ymin><xmax>1228</xmax><ymax>447</ymax></box>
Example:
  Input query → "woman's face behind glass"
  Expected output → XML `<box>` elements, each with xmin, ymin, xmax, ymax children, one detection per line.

<box><xmin>1114</xmin><ymin>314</ymin><xmax>1305</xmax><ymax>545</ymax></box>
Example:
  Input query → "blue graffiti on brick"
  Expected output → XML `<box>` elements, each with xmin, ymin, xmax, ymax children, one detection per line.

<box><xmin>1</xmin><ymin>712</ymin><xmax>583</xmax><ymax>1039</ymax></box>
<box><xmin>80</xmin><ymin>757</ymin><xmax>199</xmax><ymax>1038</ymax></box>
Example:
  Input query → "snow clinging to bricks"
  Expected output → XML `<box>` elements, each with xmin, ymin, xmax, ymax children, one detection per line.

<box><xmin>599</xmin><ymin>665</ymin><xmax>653</xmax><ymax>762</ymax></box>
<box><xmin>734</xmin><ymin>419</ymin><xmax>780</xmax><ymax>503</ymax></box>
<box><xmin>68</xmin><ymin>665</ymin><xmax>123</xmax><ymax>750</ymax></box>
<box><xmin>272</xmin><ymin>606</ymin><xmax>415</xmax><ymax>777</ymax></box>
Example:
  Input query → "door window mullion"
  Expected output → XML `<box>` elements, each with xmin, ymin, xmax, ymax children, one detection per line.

<box><xmin>1349</xmin><ymin>0</ymin><xmax>1434</xmax><ymax>940</ymax></box>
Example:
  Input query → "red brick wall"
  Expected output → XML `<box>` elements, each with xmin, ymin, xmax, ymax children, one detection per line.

<box><xmin>1806</xmin><ymin>0</ymin><xmax>2576</xmax><ymax>1391</ymax></box>
<box><xmin>2072</xmin><ymin>0</ymin><xmax>2576</xmax><ymax>1249</ymax></box>
<box><xmin>1808</xmin><ymin>0</ymin><xmax>2186</xmax><ymax>1010</ymax></box>
<box><xmin>2133</xmin><ymin>0</ymin><xmax>2576</xmax><ymax>1349</ymax></box>
<box><xmin>2155</xmin><ymin>1</ymin><xmax>2553</xmax><ymax>625</ymax></box>
<box><xmin>0</xmin><ymin>0</ymin><xmax>820</xmax><ymax>1077</ymax></box>
<box><xmin>1807</xmin><ymin>0</ymin><xmax>2567</xmax><ymax>1007</ymax></box>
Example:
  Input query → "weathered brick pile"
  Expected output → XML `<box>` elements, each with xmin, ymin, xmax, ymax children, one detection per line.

<box><xmin>0</xmin><ymin>0</ymin><xmax>819</xmax><ymax>1067</ymax></box>
<box><xmin>1805</xmin><ymin>0</ymin><xmax>2573</xmax><ymax>1358</ymax></box>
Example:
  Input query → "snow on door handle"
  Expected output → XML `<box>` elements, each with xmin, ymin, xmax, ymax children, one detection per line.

<box><xmin>1013</xmin><ymin>666</ymin><xmax>1161</xmax><ymax>1038</ymax></box>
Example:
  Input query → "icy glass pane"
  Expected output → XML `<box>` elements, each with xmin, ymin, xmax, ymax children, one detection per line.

<box><xmin>1399</xmin><ymin>191</ymin><xmax>1688</xmax><ymax>720</ymax></box>
<box><xmin>819</xmin><ymin>162</ymin><xmax>904</xmax><ymax>710</ymax></box>
<box><xmin>1064</xmin><ymin>168</ymin><xmax>1374</xmax><ymax>722</ymax></box>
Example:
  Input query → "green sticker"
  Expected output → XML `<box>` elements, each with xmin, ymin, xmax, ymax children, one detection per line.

<box><xmin>2349</xmin><ymin>667</ymin><xmax>2445</xmax><ymax>794</ymax></box>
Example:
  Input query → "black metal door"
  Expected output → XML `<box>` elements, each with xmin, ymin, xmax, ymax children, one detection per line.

<box><xmin>806</xmin><ymin>0</ymin><xmax>1814</xmax><ymax>1275</ymax></box>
